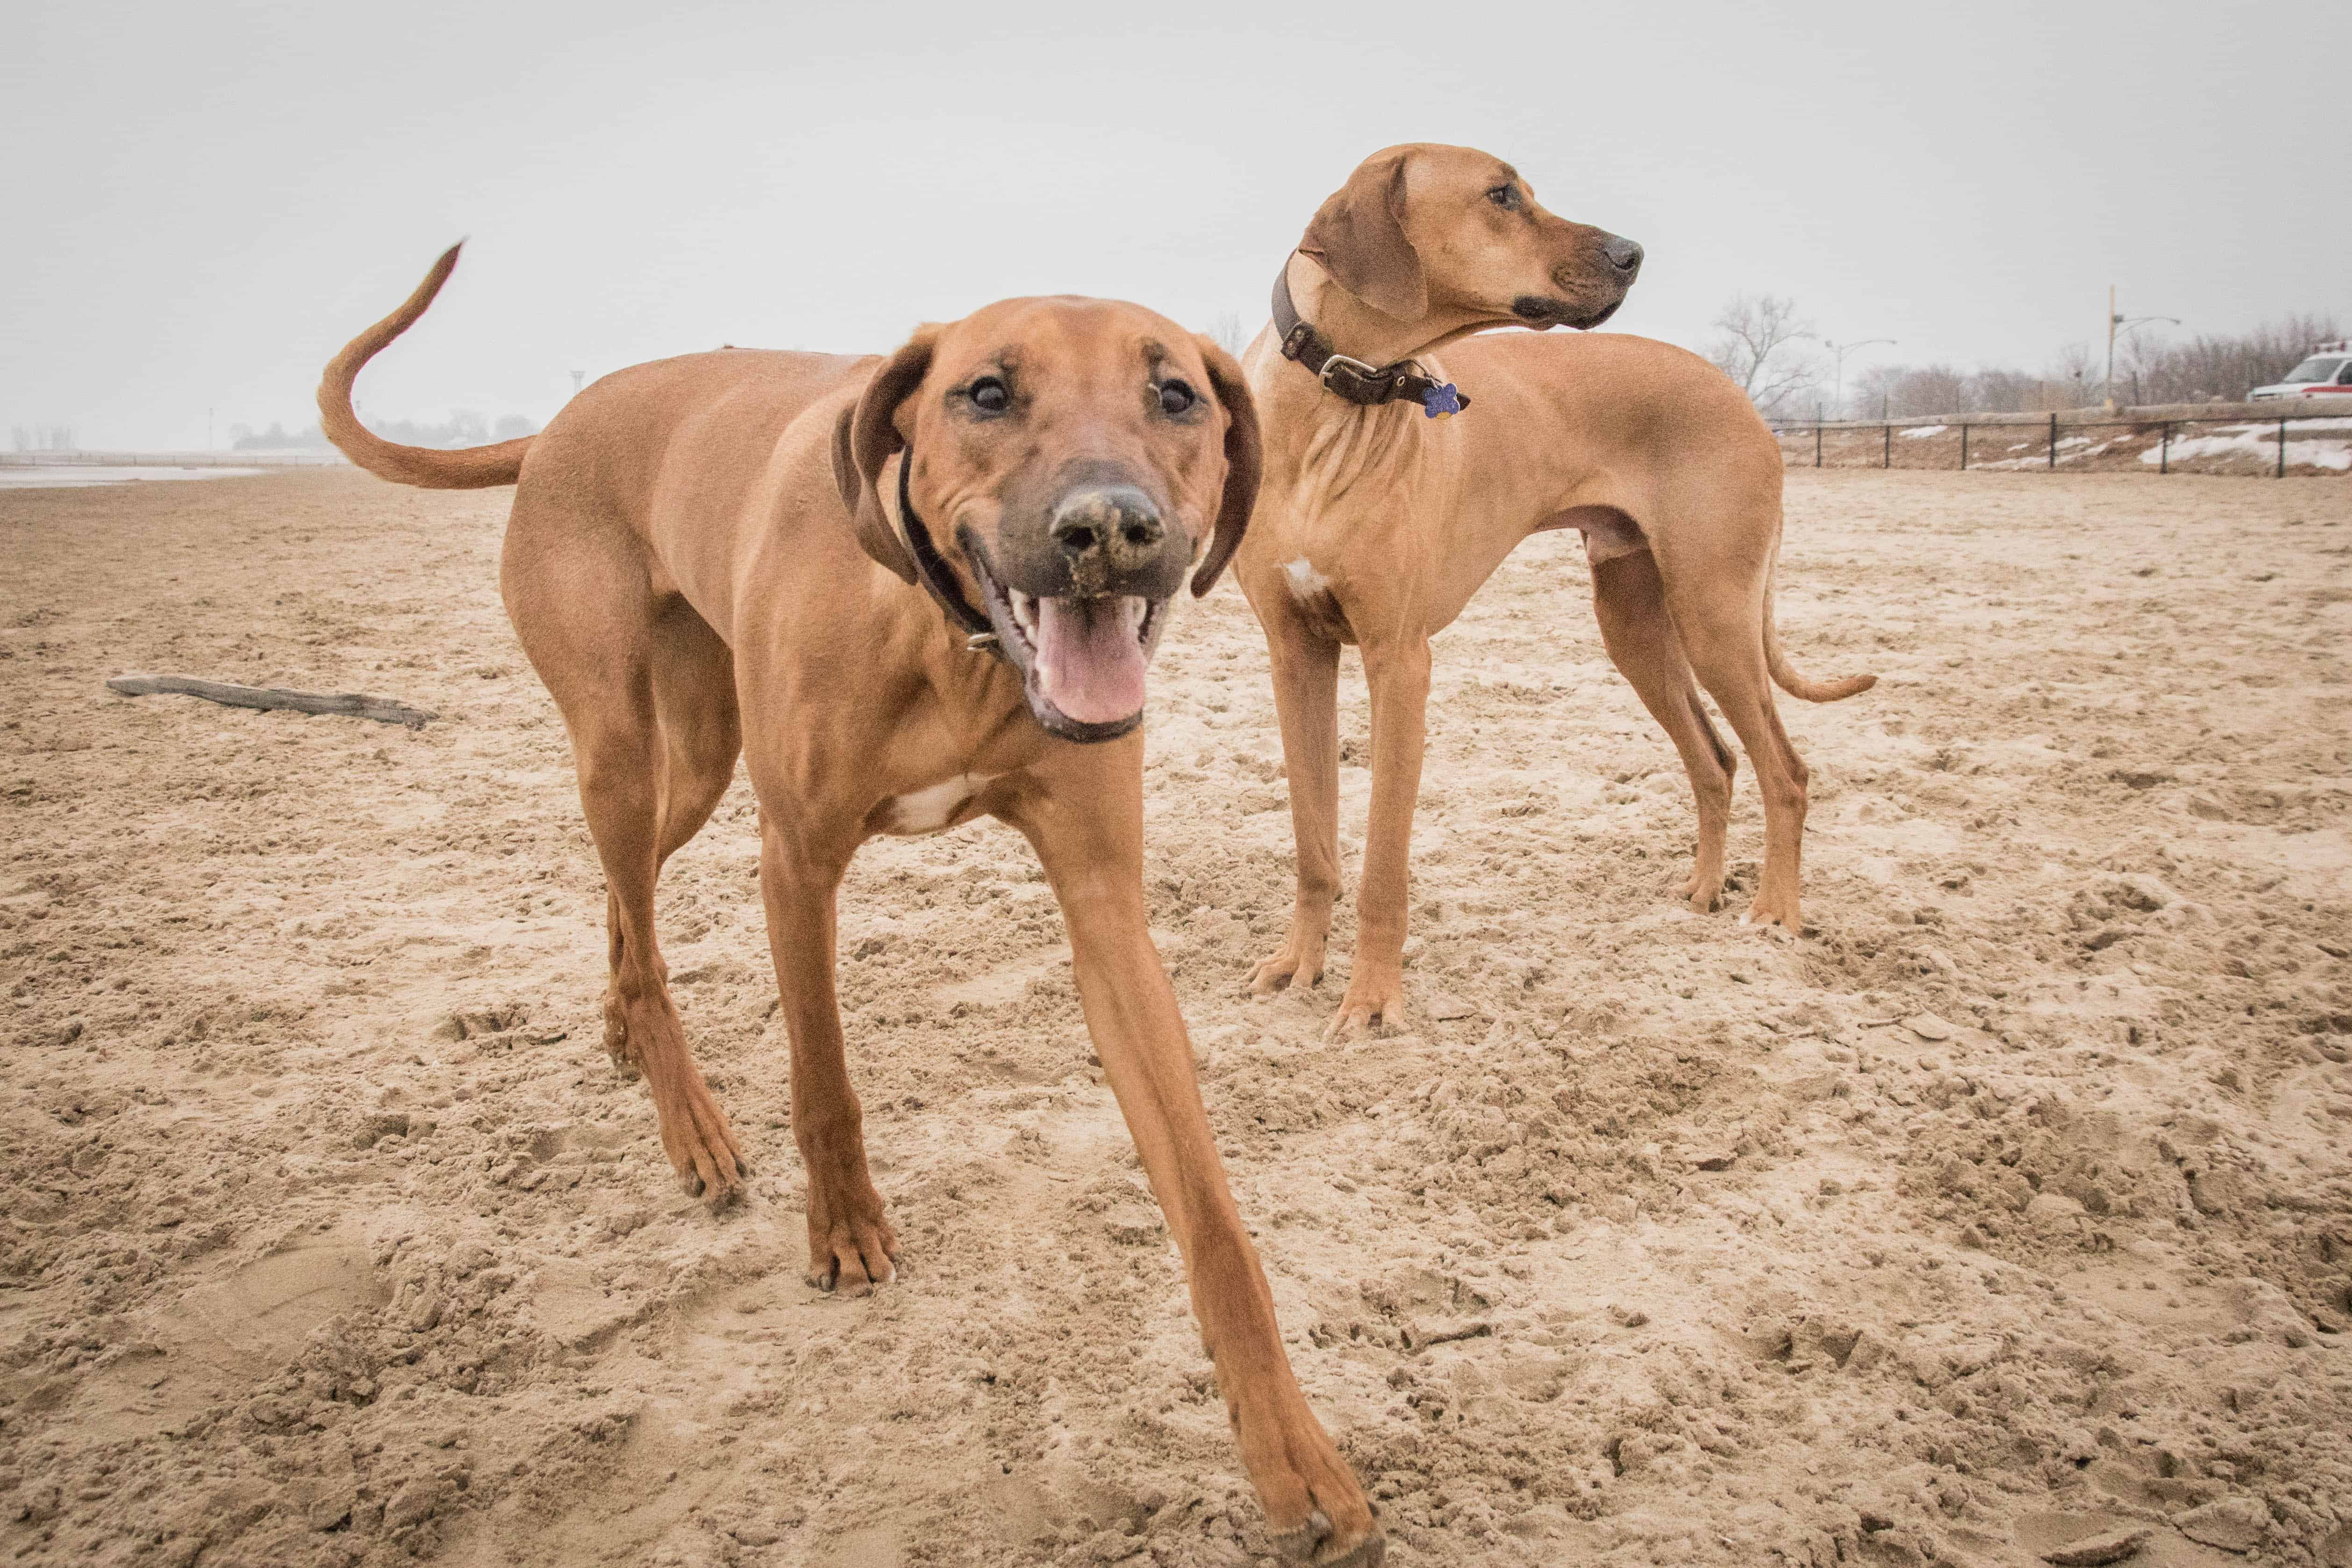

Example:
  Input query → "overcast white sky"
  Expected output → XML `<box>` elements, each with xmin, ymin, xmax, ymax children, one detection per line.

<box><xmin>5</xmin><ymin>0</ymin><xmax>2345</xmax><ymax>448</ymax></box>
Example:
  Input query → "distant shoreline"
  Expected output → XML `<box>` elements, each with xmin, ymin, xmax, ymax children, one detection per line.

<box><xmin>0</xmin><ymin>451</ymin><xmax>347</xmax><ymax>469</ymax></box>
<box><xmin>0</xmin><ymin>464</ymin><xmax>274</xmax><ymax>489</ymax></box>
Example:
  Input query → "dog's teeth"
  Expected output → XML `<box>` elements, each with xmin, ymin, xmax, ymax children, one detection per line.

<box><xmin>1123</xmin><ymin>596</ymin><xmax>1146</xmax><ymax>631</ymax></box>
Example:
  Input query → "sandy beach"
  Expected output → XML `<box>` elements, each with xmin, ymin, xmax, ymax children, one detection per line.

<box><xmin>3</xmin><ymin>465</ymin><xmax>2348</xmax><ymax>1567</ymax></box>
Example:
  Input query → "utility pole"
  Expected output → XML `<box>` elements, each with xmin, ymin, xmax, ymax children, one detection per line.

<box><xmin>2106</xmin><ymin>285</ymin><xmax>2116</xmax><ymax>409</ymax></box>
<box><xmin>2106</xmin><ymin>290</ymin><xmax>2180</xmax><ymax>410</ymax></box>
<box><xmin>207</xmin><ymin>407</ymin><xmax>214</xmax><ymax>451</ymax></box>
<box><xmin>1823</xmin><ymin>338</ymin><xmax>1896</xmax><ymax>420</ymax></box>
<box><xmin>570</xmin><ymin>371</ymin><xmax>585</xmax><ymax>399</ymax></box>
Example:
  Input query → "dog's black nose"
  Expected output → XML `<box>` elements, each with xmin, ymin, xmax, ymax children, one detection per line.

<box><xmin>1601</xmin><ymin>235</ymin><xmax>1644</xmax><ymax>275</ymax></box>
<box><xmin>1051</xmin><ymin>486</ymin><xmax>1164</xmax><ymax>571</ymax></box>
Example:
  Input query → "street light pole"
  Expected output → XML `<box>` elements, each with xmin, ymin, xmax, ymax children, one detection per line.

<box><xmin>2105</xmin><ymin>292</ymin><xmax>2181</xmax><ymax>408</ymax></box>
<box><xmin>1822</xmin><ymin>338</ymin><xmax>1897</xmax><ymax>419</ymax></box>
<box><xmin>2116</xmin><ymin>286</ymin><xmax>2135</xmax><ymax>411</ymax></box>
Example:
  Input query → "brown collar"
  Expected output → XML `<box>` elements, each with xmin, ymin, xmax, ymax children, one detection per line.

<box><xmin>1270</xmin><ymin>262</ymin><xmax>1470</xmax><ymax>414</ymax></box>
<box><xmin>897</xmin><ymin>449</ymin><xmax>1007</xmax><ymax>658</ymax></box>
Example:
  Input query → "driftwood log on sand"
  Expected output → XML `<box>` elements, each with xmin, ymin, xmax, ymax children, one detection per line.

<box><xmin>106</xmin><ymin>674</ymin><xmax>436</xmax><ymax>729</ymax></box>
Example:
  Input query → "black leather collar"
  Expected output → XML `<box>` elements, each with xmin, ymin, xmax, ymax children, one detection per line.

<box><xmin>1271</xmin><ymin>261</ymin><xmax>1469</xmax><ymax>415</ymax></box>
<box><xmin>896</xmin><ymin>450</ymin><xmax>1006</xmax><ymax>657</ymax></box>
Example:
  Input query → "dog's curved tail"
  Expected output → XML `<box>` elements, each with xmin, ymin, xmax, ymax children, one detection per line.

<box><xmin>317</xmin><ymin>243</ymin><xmax>532</xmax><ymax>489</ymax></box>
<box><xmin>1762</xmin><ymin>540</ymin><xmax>1876</xmax><ymax>702</ymax></box>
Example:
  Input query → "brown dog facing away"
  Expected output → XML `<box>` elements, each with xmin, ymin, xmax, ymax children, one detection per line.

<box><xmin>317</xmin><ymin>249</ymin><xmax>1383</xmax><ymax>1565</ymax></box>
<box><xmin>1236</xmin><ymin>144</ymin><xmax>1876</xmax><ymax>1038</ymax></box>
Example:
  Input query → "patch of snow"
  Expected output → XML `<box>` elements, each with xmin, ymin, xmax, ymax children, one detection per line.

<box><xmin>1899</xmin><ymin>424</ymin><xmax>1947</xmax><ymax>439</ymax></box>
<box><xmin>2141</xmin><ymin>428</ymin><xmax>2351</xmax><ymax>471</ymax></box>
<box><xmin>2216</xmin><ymin>415</ymin><xmax>2352</xmax><ymax>432</ymax></box>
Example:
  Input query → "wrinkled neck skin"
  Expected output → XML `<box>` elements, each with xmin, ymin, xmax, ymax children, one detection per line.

<box><xmin>1248</xmin><ymin>253</ymin><xmax>1492</xmax><ymax>522</ymax></box>
<box><xmin>1280</xmin><ymin>251</ymin><xmax>1499</xmax><ymax>371</ymax></box>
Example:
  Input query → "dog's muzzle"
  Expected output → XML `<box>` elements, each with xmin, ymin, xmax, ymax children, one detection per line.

<box><xmin>965</xmin><ymin>485</ymin><xmax>1187</xmax><ymax>743</ymax></box>
<box><xmin>1523</xmin><ymin>234</ymin><xmax>1642</xmax><ymax>330</ymax></box>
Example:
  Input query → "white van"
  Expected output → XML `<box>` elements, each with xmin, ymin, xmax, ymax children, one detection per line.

<box><xmin>2251</xmin><ymin>341</ymin><xmax>2352</xmax><ymax>399</ymax></box>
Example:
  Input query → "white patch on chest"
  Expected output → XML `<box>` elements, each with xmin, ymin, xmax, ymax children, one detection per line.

<box><xmin>1283</xmin><ymin>557</ymin><xmax>1332</xmax><ymax>601</ymax></box>
<box><xmin>884</xmin><ymin>773</ymin><xmax>998</xmax><ymax>836</ymax></box>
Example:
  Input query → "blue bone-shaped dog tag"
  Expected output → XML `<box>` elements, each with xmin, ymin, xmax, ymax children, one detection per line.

<box><xmin>1421</xmin><ymin>383</ymin><xmax>1464</xmax><ymax>419</ymax></box>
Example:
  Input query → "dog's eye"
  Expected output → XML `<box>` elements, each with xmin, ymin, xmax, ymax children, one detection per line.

<box><xmin>1487</xmin><ymin>185</ymin><xmax>1521</xmax><ymax>210</ymax></box>
<box><xmin>968</xmin><ymin>377</ymin><xmax>1010</xmax><ymax>413</ymax></box>
<box><xmin>1157</xmin><ymin>380</ymin><xmax>1196</xmax><ymax>415</ymax></box>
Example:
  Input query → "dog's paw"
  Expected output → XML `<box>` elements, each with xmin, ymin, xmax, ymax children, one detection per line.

<box><xmin>1247</xmin><ymin>936</ymin><xmax>1325</xmax><ymax>996</ymax></box>
<box><xmin>1270</xmin><ymin>1506</ymin><xmax>1385</xmax><ymax>1566</ymax></box>
<box><xmin>600</xmin><ymin>990</ymin><xmax>643</xmax><ymax>1078</ymax></box>
<box><xmin>654</xmin><ymin>1078</ymin><xmax>749</xmax><ymax>1210</ymax></box>
<box><xmin>1738</xmin><ymin>895</ymin><xmax>1801</xmax><ymax>938</ymax></box>
<box><xmin>806</xmin><ymin>1181</ymin><xmax>897</xmax><ymax>1296</ymax></box>
<box><xmin>1324</xmin><ymin>973</ymin><xmax>1404</xmax><ymax>1041</ymax></box>
<box><xmin>1680</xmin><ymin>867</ymin><xmax>1725</xmax><ymax>913</ymax></box>
<box><xmin>1245</xmin><ymin>1418</ymin><xmax>1383</xmax><ymax>1566</ymax></box>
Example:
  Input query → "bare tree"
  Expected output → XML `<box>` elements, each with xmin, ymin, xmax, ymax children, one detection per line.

<box><xmin>1893</xmin><ymin>366</ymin><xmax>1973</xmax><ymax>419</ymax></box>
<box><xmin>1205</xmin><ymin>310</ymin><xmax>1249</xmax><ymax>358</ymax></box>
<box><xmin>1780</xmin><ymin>313</ymin><xmax>2341</xmax><ymax>422</ymax></box>
<box><xmin>2123</xmin><ymin>313</ymin><xmax>2344</xmax><ymax>404</ymax></box>
<box><xmin>1848</xmin><ymin>363</ymin><xmax>1901</xmax><ymax>420</ymax></box>
<box><xmin>1968</xmin><ymin>368</ymin><xmax>2046</xmax><ymax>414</ymax></box>
<box><xmin>1705</xmin><ymin>294</ymin><xmax>1819</xmax><ymax>415</ymax></box>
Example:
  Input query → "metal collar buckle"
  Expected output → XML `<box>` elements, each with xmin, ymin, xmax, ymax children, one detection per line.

<box><xmin>1317</xmin><ymin>353</ymin><xmax>1383</xmax><ymax>391</ymax></box>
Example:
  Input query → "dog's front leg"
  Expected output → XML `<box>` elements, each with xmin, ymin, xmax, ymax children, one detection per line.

<box><xmin>1008</xmin><ymin>768</ymin><xmax>1381</xmax><ymax>1567</ymax></box>
<box><xmin>1329</xmin><ymin>633</ymin><xmax>1430</xmax><ymax>1039</ymax></box>
<box><xmin>758</xmin><ymin>815</ymin><xmax>897</xmax><ymax>1296</ymax></box>
<box><xmin>1248</xmin><ymin>609</ymin><xmax>1343</xmax><ymax>999</ymax></box>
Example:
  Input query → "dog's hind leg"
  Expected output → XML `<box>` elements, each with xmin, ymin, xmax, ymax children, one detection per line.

<box><xmin>1658</xmin><ymin>537</ymin><xmax>1812</xmax><ymax>934</ymax></box>
<box><xmin>590</xmin><ymin>607</ymin><xmax>741</xmax><ymax>1069</ymax></box>
<box><xmin>1590</xmin><ymin>546</ymin><xmax>1736</xmax><ymax>912</ymax></box>
<box><xmin>502</xmin><ymin>511</ymin><xmax>748</xmax><ymax>1205</ymax></box>
<box><xmin>573</xmin><ymin>701</ymin><xmax>748</xmax><ymax>1202</ymax></box>
<box><xmin>649</xmin><ymin>596</ymin><xmax>743</xmax><ymax>870</ymax></box>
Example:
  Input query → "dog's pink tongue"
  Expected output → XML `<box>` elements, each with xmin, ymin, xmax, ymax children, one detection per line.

<box><xmin>1033</xmin><ymin>597</ymin><xmax>1145</xmax><ymax>725</ymax></box>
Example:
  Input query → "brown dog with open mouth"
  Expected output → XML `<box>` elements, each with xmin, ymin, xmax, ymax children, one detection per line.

<box><xmin>318</xmin><ymin>249</ymin><xmax>1382</xmax><ymax>1565</ymax></box>
<box><xmin>1235</xmin><ymin>144</ymin><xmax>1875</xmax><ymax>1037</ymax></box>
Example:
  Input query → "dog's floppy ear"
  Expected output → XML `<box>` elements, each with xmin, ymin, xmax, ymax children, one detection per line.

<box><xmin>832</xmin><ymin>327</ymin><xmax>938</xmax><ymax>584</ymax></box>
<box><xmin>1188</xmin><ymin>335</ymin><xmax>1263</xmax><ymax>598</ymax></box>
<box><xmin>1298</xmin><ymin>149</ymin><xmax>1427</xmax><ymax>322</ymax></box>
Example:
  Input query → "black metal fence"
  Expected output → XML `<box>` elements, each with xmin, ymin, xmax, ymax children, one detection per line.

<box><xmin>1769</xmin><ymin>405</ymin><xmax>2352</xmax><ymax>478</ymax></box>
